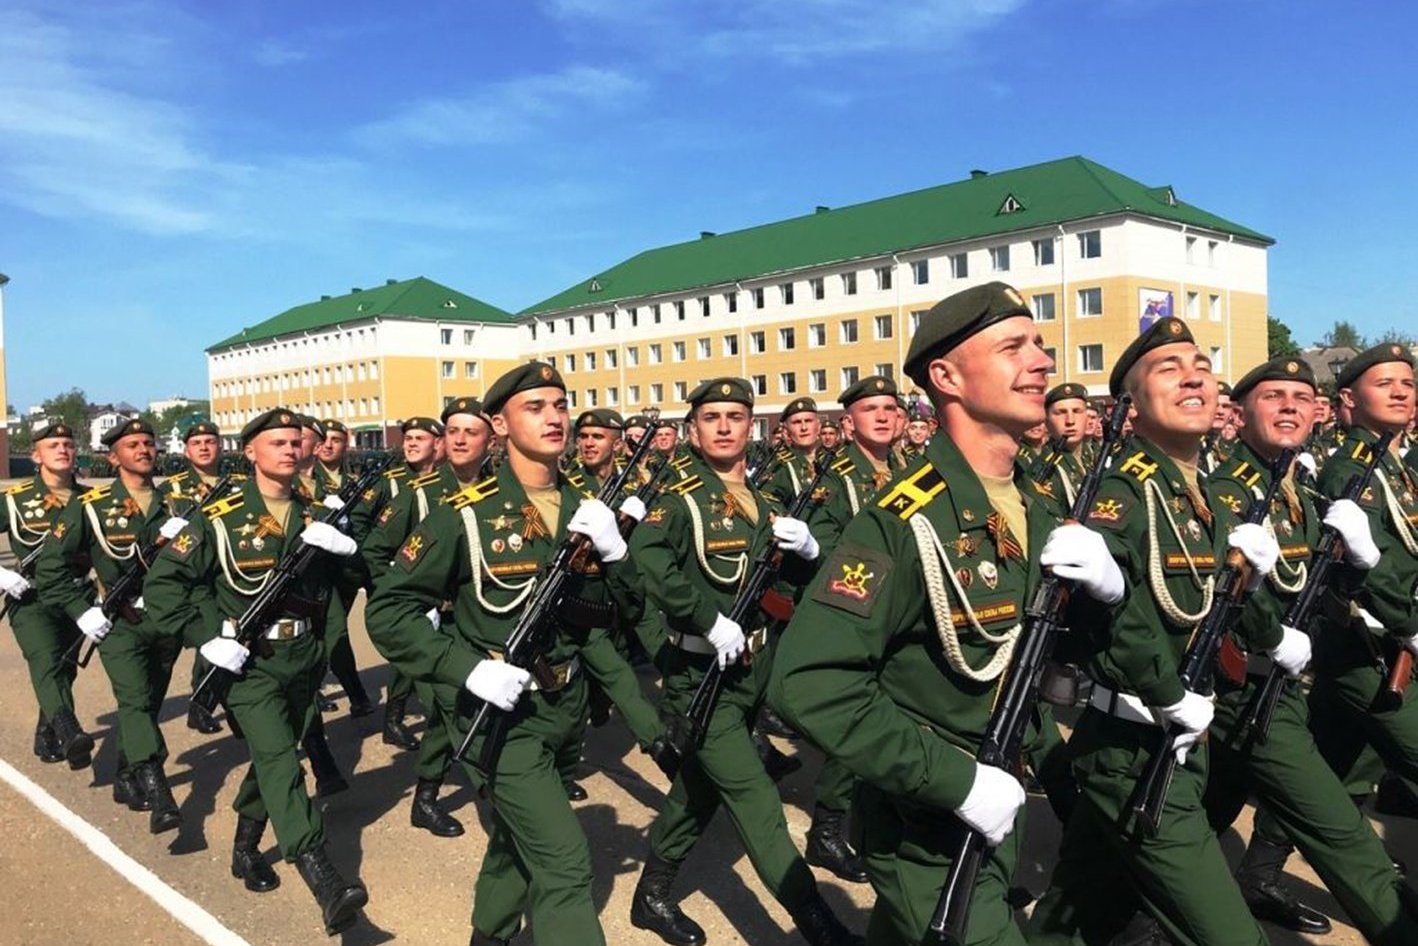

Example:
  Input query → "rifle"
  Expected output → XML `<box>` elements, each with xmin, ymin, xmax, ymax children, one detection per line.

<box><xmin>648</xmin><ymin>448</ymin><xmax>837</xmax><ymax>781</ymax></box>
<box><xmin>929</xmin><ymin>396</ymin><xmax>1131</xmax><ymax>943</ymax></box>
<box><xmin>749</xmin><ymin>445</ymin><xmax>787</xmax><ymax>491</ymax></box>
<box><xmin>0</xmin><ymin>541</ymin><xmax>47</xmax><ymax>625</ymax></box>
<box><xmin>455</xmin><ymin>410</ymin><xmax>662</xmax><ymax>768</ymax></box>
<box><xmin>1240</xmin><ymin>432</ymin><xmax>1394</xmax><ymax>741</ymax></box>
<box><xmin>1028</xmin><ymin>436</ymin><xmax>1068</xmax><ymax>487</ymax></box>
<box><xmin>191</xmin><ymin>455</ymin><xmax>394</xmax><ymax>704</ymax></box>
<box><xmin>68</xmin><ymin>475</ymin><xmax>238</xmax><ymax>669</ymax></box>
<box><xmin>1125</xmin><ymin>448</ymin><xmax>1293</xmax><ymax>838</ymax></box>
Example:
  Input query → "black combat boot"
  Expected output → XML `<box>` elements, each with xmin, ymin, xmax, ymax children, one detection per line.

<box><xmin>565</xmin><ymin>781</ymin><xmax>588</xmax><ymax>801</ymax></box>
<box><xmin>1376</xmin><ymin>773</ymin><xmax>1418</xmax><ymax>818</ymax></box>
<box><xmin>410</xmin><ymin>778</ymin><xmax>464</xmax><ymax>837</ymax></box>
<box><xmin>187</xmin><ymin>689</ymin><xmax>223</xmax><ymax>734</ymax></box>
<box><xmin>381</xmin><ymin>697</ymin><xmax>419</xmax><ymax>751</ymax></box>
<box><xmin>754</xmin><ymin>729</ymin><xmax>802</xmax><ymax>781</ymax></box>
<box><xmin>757</xmin><ymin>704</ymin><xmax>798</xmax><ymax>739</ymax></box>
<box><xmin>301</xmin><ymin>728</ymin><xmax>349</xmax><ymax>797</ymax></box>
<box><xmin>805</xmin><ymin>805</ymin><xmax>868</xmax><ymax>883</ymax></box>
<box><xmin>230</xmin><ymin>816</ymin><xmax>280</xmax><ymax>892</ymax></box>
<box><xmin>49</xmin><ymin>708</ymin><xmax>94</xmax><ymax>769</ymax></box>
<box><xmin>788</xmin><ymin>890</ymin><xmax>865</xmax><ymax>945</ymax></box>
<box><xmin>135</xmin><ymin>761</ymin><xmax>181</xmax><ymax>834</ymax></box>
<box><xmin>294</xmin><ymin>845</ymin><xmax>368</xmax><ymax>936</ymax></box>
<box><xmin>113</xmin><ymin>757</ymin><xmax>151</xmax><ymax>812</ymax></box>
<box><xmin>630</xmin><ymin>852</ymin><xmax>706</xmax><ymax>946</ymax></box>
<box><xmin>1236</xmin><ymin>835</ymin><xmax>1331</xmax><ymax>934</ymax></box>
<box><xmin>33</xmin><ymin>716</ymin><xmax>63</xmax><ymax>763</ymax></box>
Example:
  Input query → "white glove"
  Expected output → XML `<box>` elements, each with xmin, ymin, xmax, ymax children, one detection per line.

<box><xmin>620</xmin><ymin>495</ymin><xmax>647</xmax><ymax>522</ymax></box>
<box><xmin>1324</xmin><ymin>499</ymin><xmax>1380</xmax><ymax>569</ymax></box>
<box><xmin>1267</xmin><ymin>624</ymin><xmax>1312</xmax><ymax>678</ymax></box>
<box><xmin>426</xmin><ymin>607</ymin><xmax>441</xmax><ymax>630</ymax></box>
<box><xmin>77</xmin><ymin>606</ymin><xmax>112</xmax><ymax>643</ymax></box>
<box><xmin>955</xmin><ymin>763</ymin><xmax>1027</xmax><ymax>846</ymax></box>
<box><xmin>322</xmin><ymin>494</ymin><xmax>346</xmax><ymax>511</ymax></box>
<box><xmin>1039</xmin><ymin>523</ymin><xmax>1124</xmax><ymax>604</ymax></box>
<box><xmin>300</xmin><ymin>521</ymin><xmax>357</xmax><ymax>556</ymax></box>
<box><xmin>465</xmin><ymin>660</ymin><xmax>531</xmax><ymax>712</ymax></box>
<box><xmin>567</xmin><ymin>498</ymin><xmax>627</xmax><ymax>563</ymax></box>
<box><xmin>1296</xmin><ymin>452</ymin><xmax>1318</xmax><ymax>479</ymax></box>
<box><xmin>706</xmin><ymin>612</ymin><xmax>746</xmax><ymax>669</ymax></box>
<box><xmin>771</xmin><ymin>515</ymin><xmax>820</xmax><ymax>561</ymax></box>
<box><xmin>1228</xmin><ymin>522</ymin><xmax>1279</xmax><ymax>590</ymax></box>
<box><xmin>0</xmin><ymin>565</ymin><xmax>31</xmax><ymax>599</ymax></box>
<box><xmin>200</xmin><ymin>636</ymin><xmax>249</xmax><ymax>674</ymax></box>
<box><xmin>159</xmin><ymin>517</ymin><xmax>188</xmax><ymax>541</ymax></box>
<box><xmin>1157</xmin><ymin>692</ymin><xmax>1215</xmax><ymax>763</ymax></box>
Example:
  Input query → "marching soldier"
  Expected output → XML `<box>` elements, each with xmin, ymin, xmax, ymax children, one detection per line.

<box><xmin>902</xmin><ymin>412</ymin><xmax>931</xmax><ymax>461</ymax></box>
<box><xmin>38</xmin><ymin>418</ymin><xmax>189</xmax><ymax>834</ymax></box>
<box><xmin>821</xmin><ymin>418</ymin><xmax>842</xmax><ymax>450</ymax></box>
<box><xmin>764</xmin><ymin>397</ymin><xmax>822</xmax><ymax>502</ymax></box>
<box><xmin>1027</xmin><ymin>317</ymin><xmax>1280</xmax><ymax>946</ymax></box>
<box><xmin>1037</xmin><ymin>383</ymin><xmax>1091</xmax><ymax>507</ymax></box>
<box><xmin>1201</xmin><ymin>355</ymin><xmax>1418</xmax><ymax>944</ymax></box>
<box><xmin>623</xmin><ymin>377</ymin><xmax>860</xmax><ymax>946</ymax></box>
<box><xmin>365</xmin><ymin>361</ymin><xmax>630</xmax><ymax>946</ymax></box>
<box><xmin>4</xmin><ymin>421</ymin><xmax>93</xmax><ymax>768</ymax></box>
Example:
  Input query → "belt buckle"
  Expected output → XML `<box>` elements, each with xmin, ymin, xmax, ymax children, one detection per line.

<box><xmin>747</xmin><ymin>627</ymin><xmax>768</xmax><ymax>655</ymax></box>
<box><xmin>551</xmin><ymin>661</ymin><xmax>571</xmax><ymax>689</ymax></box>
<box><xmin>276</xmin><ymin>619</ymin><xmax>296</xmax><ymax>640</ymax></box>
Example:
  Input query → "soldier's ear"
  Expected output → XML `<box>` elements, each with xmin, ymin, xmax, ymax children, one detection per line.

<box><xmin>927</xmin><ymin>355</ymin><xmax>962</xmax><ymax>401</ymax></box>
<box><xmin>491</xmin><ymin>413</ymin><xmax>511</xmax><ymax>439</ymax></box>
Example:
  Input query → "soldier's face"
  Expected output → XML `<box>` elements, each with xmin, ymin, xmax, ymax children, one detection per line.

<box><xmin>692</xmin><ymin>402</ymin><xmax>750</xmax><ymax>464</ymax></box>
<box><xmin>244</xmin><ymin>428</ymin><xmax>300</xmax><ymax>478</ymax></box>
<box><xmin>821</xmin><ymin>427</ymin><xmax>840</xmax><ymax>448</ymax></box>
<box><xmin>847</xmin><ymin>395</ymin><xmax>898</xmax><ymax>450</ymax></box>
<box><xmin>1342</xmin><ymin>362</ymin><xmax>1415</xmax><ymax>433</ymax></box>
<box><xmin>928</xmin><ymin>317</ymin><xmax>1052</xmax><ymax>437</ymax></box>
<box><xmin>1126</xmin><ymin>342</ymin><xmax>1217</xmax><ymax>439</ymax></box>
<box><xmin>445</xmin><ymin>415</ymin><xmax>491</xmax><ymax>470</ymax></box>
<box><xmin>653</xmin><ymin>427</ymin><xmax>678</xmax><ymax>452</ymax></box>
<box><xmin>1086</xmin><ymin>410</ymin><xmax>1102</xmax><ymax>437</ymax></box>
<box><xmin>108</xmin><ymin>434</ymin><xmax>156</xmax><ymax>475</ymax></box>
<box><xmin>907</xmin><ymin>421</ymin><xmax>930</xmax><ymax>445</ymax></box>
<box><xmin>299</xmin><ymin>428</ymin><xmax>321</xmax><ymax>461</ymax></box>
<box><xmin>1047</xmin><ymin>399</ymin><xmax>1088</xmax><ymax>446</ymax></box>
<box><xmin>402</xmin><ymin>430</ymin><xmax>438</xmax><ymax>465</ymax></box>
<box><xmin>1021</xmin><ymin>422</ymin><xmax>1048</xmax><ymax>447</ymax></box>
<box><xmin>1314</xmin><ymin>397</ymin><xmax>1332</xmax><ymax>425</ymax></box>
<box><xmin>1238</xmin><ymin>380</ymin><xmax>1315</xmax><ymax>454</ymax></box>
<box><xmin>625</xmin><ymin>425</ymin><xmax>647</xmax><ymax>450</ymax></box>
<box><xmin>492</xmin><ymin>387</ymin><xmax>569</xmax><ymax>464</ymax></box>
<box><xmin>319</xmin><ymin>431</ymin><xmax>348</xmax><ymax>464</ymax></box>
<box><xmin>894</xmin><ymin>409</ymin><xmax>907</xmax><ymax>438</ymax></box>
<box><xmin>783</xmin><ymin>412</ymin><xmax>821</xmax><ymax>448</ymax></box>
<box><xmin>576</xmin><ymin>426</ymin><xmax>618</xmax><ymax>469</ymax></box>
<box><xmin>185</xmin><ymin>434</ymin><xmax>220</xmax><ymax>471</ymax></box>
<box><xmin>32</xmin><ymin>436</ymin><xmax>75</xmax><ymax>476</ymax></box>
<box><xmin>1212</xmin><ymin>395</ymin><xmax>1232</xmax><ymax>430</ymax></box>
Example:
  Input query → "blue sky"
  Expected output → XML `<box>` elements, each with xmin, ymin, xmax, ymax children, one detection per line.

<box><xmin>1</xmin><ymin>0</ymin><xmax>1414</xmax><ymax>410</ymax></box>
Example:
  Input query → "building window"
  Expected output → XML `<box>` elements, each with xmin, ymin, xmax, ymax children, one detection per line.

<box><xmin>1077</xmin><ymin>287</ymin><xmax>1103</xmax><ymax>317</ymax></box>
<box><xmin>628</xmin><ymin>306</ymin><xmax>638</xmax><ymax>327</ymax></box>
<box><xmin>1044</xmin><ymin>347</ymin><xmax>1058</xmax><ymax>374</ymax></box>
<box><xmin>1209</xmin><ymin>346</ymin><xmax>1224</xmax><ymax>373</ymax></box>
<box><xmin>568</xmin><ymin>390</ymin><xmax>578</xmax><ymax>408</ymax></box>
<box><xmin>1033</xmin><ymin>293</ymin><xmax>1056</xmax><ymax>322</ymax></box>
<box><xmin>749</xmin><ymin>331</ymin><xmax>765</xmax><ymax>354</ymax></box>
<box><xmin>781</xmin><ymin>282</ymin><xmax>795</xmax><ymax>305</ymax></box>
<box><xmin>840</xmin><ymin>319</ymin><xmax>858</xmax><ymax>343</ymax></box>
<box><xmin>356</xmin><ymin>363</ymin><xmax>366</xmax><ymax>381</ymax></box>
<box><xmin>910</xmin><ymin>309</ymin><xmax>926</xmax><ymax>333</ymax></box>
<box><xmin>1077</xmin><ymin>230</ymin><xmax>1101</xmax><ymax>259</ymax></box>
<box><xmin>753</xmin><ymin>419</ymin><xmax>767</xmax><ymax>441</ymax></box>
<box><xmin>950</xmin><ymin>252</ymin><xmax>969</xmax><ymax>279</ymax></box>
<box><xmin>673</xmin><ymin>381</ymin><xmax>686</xmax><ymax>401</ymax></box>
<box><xmin>989</xmin><ymin>245</ymin><xmax>1011</xmax><ymax>272</ymax></box>
<box><xmin>463</xmin><ymin>329</ymin><xmax>475</xmax><ymax>345</ymax></box>
<box><xmin>675</xmin><ymin>300</ymin><xmax>685</xmax><ymax>321</ymax></box>
<box><xmin>627</xmin><ymin>346</ymin><xmax>639</xmax><ymax>367</ymax></box>
<box><xmin>1186</xmin><ymin>291</ymin><xmax>1200</xmax><ymax>320</ymax></box>
<box><xmin>842</xmin><ymin>272</ymin><xmax>858</xmax><ymax>295</ymax></box>
<box><xmin>1207</xmin><ymin>240</ymin><xmax>1218</xmax><ymax>266</ymax></box>
<box><xmin>911</xmin><ymin>259</ymin><xmax>930</xmax><ymax>285</ymax></box>
<box><xmin>697</xmin><ymin>337</ymin><xmax>711</xmax><ymax>359</ymax></box>
<box><xmin>607</xmin><ymin>386</ymin><xmax>619</xmax><ymax>406</ymax></box>
<box><xmin>628</xmin><ymin>384</ymin><xmax>640</xmax><ymax>403</ymax></box>
<box><xmin>360</xmin><ymin>398</ymin><xmax>368</xmax><ymax>415</ymax></box>
<box><xmin>441</xmin><ymin>328</ymin><xmax>453</xmax><ymax>345</ymax></box>
<box><xmin>672</xmin><ymin>341</ymin><xmax>686</xmax><ymax>362</ymax></box>
<box><xmin>841</xmin><ymin>366</ymin><xmax>859</xmax><ymax>388</ymax></box>
<box><xmin>810</xmin><ymin>277</ymin><xmax>825</xmax><ymax>300</ymax></box>
<box><xmin>650</xmin><ymin>383</ymin><xmax>663</xmax><ymax>402</ymax></box>
<box><xmin>724</xmin><ymin>292</ymin><xmax>737</xmax><ymax>314</ymax></box>
<box><xmin>779</xmin><ymin>327</ymin><xmax>796</xmax><ymax>350</ymax></box>
<box><xmin>606</xmin><ymin>348</ymin><xmax>618</xmax><ymax>368</ymax></box>
<box><xmin>649</xmin><ymin>344</ymin><xmax>662</xmax><ymax>364</ymax></box>
<box><xmin>808</xmin><ymin>323</ymin><xmax>826</xmax><ymax>347</ymax></box>
<box><xmin>752</xmin><ymin>287</ymin><xmax>765</xmax><ymax>309</ymax></box>
<box><xmin>779</xmin><ymin>372</ymin><xmax>797</xmax><ymax>394</ymax></box>
<box><xmin>875</xmin><ymin>363</ymin><xmax>895</xmax><ymax>381</ymax></box>
<box><xmin>1033</xmin><ymin>238</ymin><xmax>1055</xmax><ymax>266</ymax></box>
<box><xmin>441</xmin><ymin>361</ymin><xmax>454</xmax><ymax>378</ymax></box>
<box><xmin>649</xmin><ymin>304</ymin><xmax>661</xmax><ymax>324</ymax></box>
<box><xmin>588</xmin><ymin>313</ymin><xmax>597</xmax><ymax>332</ymax></box>
<box><xmin>586</xmin><ymin>351</ymin><xmax>597</xmax><ymax>371</ymax></box>
<box><xmin>607</xmin><ymin>311</ymin><xmax>616</xmax><ymax>330</ymax></box>
<box><xmin>567</xmin><ymin>354</ymin><xmax>577</xmax><ymax>372</ymax></box>
<box><xmin>566</xmin><ymin>317</ymin><xmax>575</xmax><ymax>335</ymax></box>
<box><xmin>875</xmin><ymin>266</ymin><xmax>892</xmax><ymax>291</ymax></box>
<box><xmin>751</xmin><ymin>375</ymin><xmax>767</xmax><ymax>395</ymax></box>
<box><xmin>1209</xmin><ymin>294</ymin><xmax>1221</xmax><ymax>321</ymax></box>
<box><xmin>1079</xmin><ymin>344</ymin><xmax>1104</xmax><ymax>373</ymax></box>
<box><xmin>874</xmin><ymin>314</ymin><xmax>893</xmax><ymax>340</ymax></box>
<box><xmin>723</xmin><ymin>334</ymin><xmax>739</xmax><ymax>356</ymax></box>
<box><xmin>809</xmin><ymin>369</ymin><xmax>827</xmax><ymax>393</ymax></box>
<box><xmin>464</xmin><ymin>361</ymin><xmax>478</xmax><ymax>379</ymax></box>
<box><xmin>586</xmin><ymin>389</ymin><xmax>598</xmax><ymax>407</ymax></box>
<box><xmin>699</xmin><ymin>296</ymin><xmax>710</xmax><ymax>317</ymax></box>
<box><xmin>369</xmin><ymin>362</ymin><xmax>379</xmax><ymax>380</ymax></box>
<box><xmin>1185</xmin><ymin>236</ymin><xmax>1197</xmax><ymax>263</ymax></box>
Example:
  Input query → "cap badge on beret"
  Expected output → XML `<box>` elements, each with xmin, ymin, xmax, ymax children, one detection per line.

<box><xmin>540</xmin><ymin>365</ymin><xmax>553</xmax><ymax>381</ymax></box>
<box><xmin>720</xmin><ymin>383</ymin><xmax>731</xmax><ymax>396</ymax></box>
<box><xmin>280</xmin><ymin>413</ymin><xmax>292</xmax><ymax>424</ymax></box>
<box><xmin>1286</xmin><ymin>361</ymin><xmax>1298</xmax><ymax>374</ymax></box>
<box><xmin>1004</xmin><ymin>286</ymin><xmax>1024</xmax><ymax>306</ymax></box>
<box><xmin>1393</xmin><ymin>345</ymin><xmax>1403</xmax><ymax>356</ymax></box>
<box><xmin>1168</xmin><ymin>321</ymin><xmax>1183</xmax><ymax>336</ymax></box>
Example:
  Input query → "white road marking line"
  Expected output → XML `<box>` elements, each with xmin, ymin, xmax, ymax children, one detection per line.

<box><xmin>0</xmin><ymin>757</ymin><xmax>253</xmax><ymax>946</ymax></box>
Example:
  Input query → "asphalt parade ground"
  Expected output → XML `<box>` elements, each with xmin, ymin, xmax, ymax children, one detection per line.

<box><xmin>0</xmin><ymin>552</ymin><xmax>1408</xmax><ymax>944</ymax></box>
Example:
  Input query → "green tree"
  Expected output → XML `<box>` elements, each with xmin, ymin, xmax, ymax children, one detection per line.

<box><xmin>1267</xmin><ymin>316</ymin><xmax>1301</xmax><ymax>358</ymax></box>
<box><xmin>1321</xmin><ymin>320</ymin><xmax>1363</xmax><ymax>349</ymax></box>
<box><xmin>1369</xmin><ymin>328</ymin><xmax>1418</xmax><ymax>349</ymax></box>
<box><xmin>42</xmin><ymin>388</ymin><xmax>88</xmax><ymax>433</ymax></box>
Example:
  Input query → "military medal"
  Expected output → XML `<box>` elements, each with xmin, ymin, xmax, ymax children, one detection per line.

<box><xmin>978</xmin><ymin>561</ymin><xmax>998</xmax><ymax>589</ymax></box>
<box><xmin>1278</xmin><ymin>519</ymin><xmax>1293</xmax><ymax>536</ymax></box>
<box><xmin>1186</xmin><ymin>519</ymin><xmax>1202</xmax><ymax>541</ymax></box>
<box><xmin>252</xmin><ymin>536</ymin><xmax>265</xmax><ymax>551</ymax></box>
<box><xmin>116</xmin><ymin>516</ymin><xmax>129</xmax><ymax>528</ymax></box>
<box><xmin>951</xmin><ymin>533</ymin><xmax>976</xmax><ymax>558</ymax></box>
<box><xmin>508</xmin><ymin>533</ymin><xmax>523</xmax><ymax>552</ymax></box>
<box><xmin>491</xmin><ymin>539</ymin><xmax>505</xmax><ymax>553</ymax></box>
<box><xmin>955</xmin><ymin>567</ymin><xmax>973</xmax><ymax>590</ymax></box>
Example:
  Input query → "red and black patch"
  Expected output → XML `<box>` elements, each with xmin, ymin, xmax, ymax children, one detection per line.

<box><xmin>811</xmin><ymin>544</ymin><xmax>892</xmax><ymax>618</ymax></box>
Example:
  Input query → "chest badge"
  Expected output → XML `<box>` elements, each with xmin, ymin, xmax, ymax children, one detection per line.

<box><xmin>508</xmin><ymin>533</ymin><xmax>523</xmax><ymax>552</ymax></box>
<box><xmin>978</xmin><ymin>560</ymin><xmax>999</xmax><ymax>589</ymax></box>
<box><xmin>1186</xmin><ymin>519</ymin><xmax>1203</xmax><ymax>542</ymax></box>
<box><xmin>951</xmin><ymin>533</ymin><xmax>976</xmax><ymax>558</ymax></box>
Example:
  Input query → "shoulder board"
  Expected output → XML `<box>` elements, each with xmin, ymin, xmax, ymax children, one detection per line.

<box><xmin>79</xmin><ymin>485</ymin><xmax>112</xmax><ymax>505</ymax></box>
<box><xmin>202</xmin><ymin>492</ymin><xmax>245</xmax><ymax>519</ymax></box>
<box><xmin>1227</xmin><ymin>460</ymin><xmax>1263</xmax><ymax>489</ymax></box>
<box><xmin>5</xmin><ymin>482</ymin><xmax>30</xmax><ymax>496</ymax></box>
<box><xmin>831</xmin><ymin>456</ymin><xmax>856</xmax><ymax>476</ymax></box>
<box><xmin>566</xmin><ymin>471</ymin><xmax>586</xmax><ymax>490</ymax></box>
<box><xmin>1351</xmin><ymin>440</ymin><xmax>1374</xmax><ymax>462</ymax></box>
<box><xmin>385</xmin><ymin>467</ymin><xmax>409</xmax><ymax>481</ymax></box>
<box><xmin>667</xmin><ymin>475</ymin><xmax>703</xmax><ymax>496</ymax></box>
<box><xmin>408</xmin><ymin>471</ymin><xmax>443</xmax><ymax>490</ymax></box>
<box><xmin>775</xmin><ymin>447</ymin><xmax>795</xmax><ymax>462</ymax></box>
<box><xmin>448</xmin><ymin>477</ymin><xmax>500</xmax><ymax>510</ymax></box>
<box><xmin>670</xmin><ymin>454</ymin><xmax>694</xmax><ymax>471</ymax></box>
<box><xmin>1118</xmin><ymin>451</ymin><xmax>1159</xmax><ymax>483</ymax></box>
<box><xmin>877</xmin><ymin>464</ymin><xmax>947</xmax><ymax>519</ymax></box>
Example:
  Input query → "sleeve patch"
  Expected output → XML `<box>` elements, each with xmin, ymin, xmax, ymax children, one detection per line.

<box><xmin>164</xmin><ymin>529</ymin><xmax>201</xmax><ymax>560</ymax></box>
<box><xmin>396</xmin><ymin>530</ymin><xmax>435</xmax><ymax>571</ymax></box>
<box><xmin>1087</xmin><ymin>496</ymin><xmax>1129</xmax><ymax>527</ymax></box>
<box><xmin>377</xmin><ymin>505</ymin><xmax>396</xmax><ymax>527</ymax></box>
<box><xmin>811</xmin><ymin>543</ymin><xmax>893</xmax><ymax>618</ymax></box>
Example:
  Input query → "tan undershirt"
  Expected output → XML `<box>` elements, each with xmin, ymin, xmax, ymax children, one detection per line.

<box><xmin>1175</xmin><ymin>458</ymin><xmax>1200</xmax><ymax>495</ymax></box>
<box><xmin>525</xmin><ymin>485</ymin><xmax>562</xmax><ymax>537</ymax></box>
<box><xmin>49</xmin><ymin>485</ymin><xmax>73</xmax><ymax>506</ymax></box>
<box><xmin>865</xmin><ymin>452</ymin><xmax>891</xmax><ymax>476</ymax></box>
<box><xmin>980</xmin><ymin>472</ymin><xmax>1029</xmax><ymax>556</ymax></box>
<box><xmin>261</xmin><ymin>495</ymin><xmax>294</xmax><ymax>534</ymax></box>
<box><xmin>319</xmin><ymin>466</ymin><xmax>343</xmax><ymax>489</ymax></box>
<box><xmin>198</xmin><ymin>472</ymin><xmax>219</xmax><ymax>487</ymax></box>
<box><xmin>297</xmin><ymin>473</ymin><xmax>318</xmax><ymax>497</ymax></box>
<box><xmin>128</xmin><ymin>485</ymin><xmax>156</xmax><ymax>518</ymax></box>
<box><xmin>720</xmin><ymin>477</ymin><xmax>759</xmax><ymax>526</ymax></box>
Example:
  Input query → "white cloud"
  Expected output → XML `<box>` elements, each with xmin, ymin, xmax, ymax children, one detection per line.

<box><xmin>253</xmin><ymin>39</ymin><xmax>311</xmax><ymax>67</ymax></box>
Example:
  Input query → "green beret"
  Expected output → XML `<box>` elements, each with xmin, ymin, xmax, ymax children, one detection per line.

<box><xmin>1232</xmin><ymin>357</ymin><xmax>1317</xmax><ymax>400</ymax></box>
<box><xmin>182</xmin><ymin>420</ymin><xmax>220</xmax><ymax>441</ymax></box>
<box><xmin>686</xmin><ymin>377</ymin><xmax>754</xmax><ymax>407</ymax></box>
<box><xmin>1108</xmin><ymin>316</ymin><xmax>1195</xmax><ymax>398</ymax></box>
<box><xmin>322</xmin><ymin>420</ymin><xmax>348</xmax><ymax>435</ymax></box>
<box><xmin>1045</xmin><ymin>383</ymin><xmax>1089</xmax><ymax>408</ymax></box>
<box><xmin>575</xmin><ymin>408</ymin><xmax>625</xmax><ymax>431</ymax></box>
<box><xmin>779</xmin><ymin>397</ymin><xmax>817</xmax><ymax>421</ymax></box>
<box><xmin>1216</xmin><ymin>381</ymin><xmax>1233</xmax><ymax>397</ymax></box>
<box><xmin>821</xmin><ymin>419</ymin><xmax>840</xmax><ymax>431</ymax></box>
<box><xmin>484</xmin><ymin>361</ymin><xmax>566</xmax><ymax>415</ymax></box>
<box><xmin>101</xmin><ymin>417</ymin><xmax>154</xmax><ymax>448</ymax></box>
<box><xmin>839</xmin><ymin>374</ymin><xmax>898</xmax><ymax>408</ymax></box>
<box><xmin>298</xmin><ymin>414</ymin><xmax>326</xmax><ymax>438</ymax></box>
<box><xmin>239</xmin><ymin>408</ymin><xmax>300</xmax><ymax>446</ymax></box>
<box><xmin>402</xmin><ymin>416</ymin><xmax>442</xmax><ymax>435</ymax></box>
<box><xmin>33</xmin><ymin>422</ymin><xmax>75</xmax><ymax>442</ymax></box>
<box><xmin>1317</xmin><ymin>382</ymin><xmax>1336</xmax><ymax>399</ymax></box>
<box><xmin>440</xmin><ymin>396</ymin><xmax>490</xmax><ymax>425</ymax></box>
<box><xmin>903</xmin><ymin>282</ymin><xmax>1033</xmax><ymax>386</ymax></box>
<box><xmin>623</xmin><ymin>413</ymin><xmax>651</xmax><ymax>430</ymax></box>
<box><xmin>1335</xmin><ymin>342</ymin><xmax>1416</xmax><ymax>390</ymax></box>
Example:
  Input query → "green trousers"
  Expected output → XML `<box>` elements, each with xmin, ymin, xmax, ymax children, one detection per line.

<box><xmin>1309</xmin><ymin>660</ymin><xmax>1418</xmax><ymax>789</ymax></box>
<box><xmin>650</xmin><ymin>645</ymin><xmax>816</xmax><ymax>911</ymax></box>
<box><xmin>323</xmin><ymin>578</ymin><xmax>370</xmax><ymax>705</ymax></box>
<box><xmin>96</xmin><ymin>616</ymin><xmax>182</xmax><ymax>767</ymax></box>
<box><xmin>457</xmin><ymin>675</ymin><xmax>603</xmax><ymax>945</ymax></box>
<box><xmin>10</xmin><ymin>598</ymin><xmax>81</xmax><ymax>721</ymax></box>
<box><xmin>578</xmin><ymin>626</ymin><xmax>663</xmax><ymax>749</ymax></box>
<box><xmin>413</xmin><ymin>678</ymin><xmax>456</xmax><ymax>782</ymax></box>
<box><xmin>388</xmin><ymin>667</ymin><xmax>415</xmax><ymax>703</ymax></box>
<box><xmin>1208</xmin><ymin>675</ymin><xmax>1418</xmax><ymax>946</ymax></box>
<box><xmin>1027</xmin><ymin>709</ymin><xmax>1267</xmax><ymax>946</ymax></box>
<box><xmin>228</xmin><ymin>633</ymin><xmax>325</xmax><ymax>860</ymax></box>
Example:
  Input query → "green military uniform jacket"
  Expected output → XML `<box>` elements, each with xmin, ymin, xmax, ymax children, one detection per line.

<box><xmin>3</xmin><ymin>475</ymin><xmax>76</xmax><ymax>579</ymax></box>
<box><xmin>347</xmin><ymin>461</ymin><xmax>417</xmax><ymax>543</ymax></box>
<box><xmin>771</xmin><ymin>432</ymin><xmax>1054</xmax><ymax>810</ymax></box>
<box><xmin>808</xmin><ymin>440</ymin><xmax>901</xmax><ymax>555</ymax></box>
<box><xmin>158</xmin><ymin>463</ymin><xmax>238</xmax><ymax>506</ymax></box>
<box><xmin>362</xmin><ymin>464</ymin><xmax>468</xmax><ymax>582</ymax></box>
<box><xmin>762</xmin><ymin>445</ymin><xmax>816</xmax><ymax>505</ymax></box>
<box><xmin>1036</xmin><ymin>447</ymin><xmax>1090</xmax><ymax>513</ymax></box>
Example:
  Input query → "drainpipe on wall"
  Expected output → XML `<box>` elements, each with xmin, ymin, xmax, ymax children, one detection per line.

<box><xmin>1226</xmin><ymin>235</ymin><xmax>1235</xmax><ymax>382</ymax></box>
<box><xmin>1057</xmin><ymin>225</ymin><xmax>1068</xmax><ymax>383</ymax></box>
<box><xmin>892</xmin><ymin>255</ymin><xmax>904</xmax><ymax>382</ymax></box>
<box><xmin>377</xmin><ymin>318</ymin><xmax>388</xmax><ymax>445</ymax></box>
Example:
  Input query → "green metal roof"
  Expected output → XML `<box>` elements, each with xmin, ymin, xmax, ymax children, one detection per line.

<box><xmin>522</xmin><ymin>156</ymin><xmax>1272</xmax><ymax>316</ymax></box>
<box><xmin>208</xmin><ymin>277</ymin><xmax>515</xmax><ymax>352</ymax></box>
